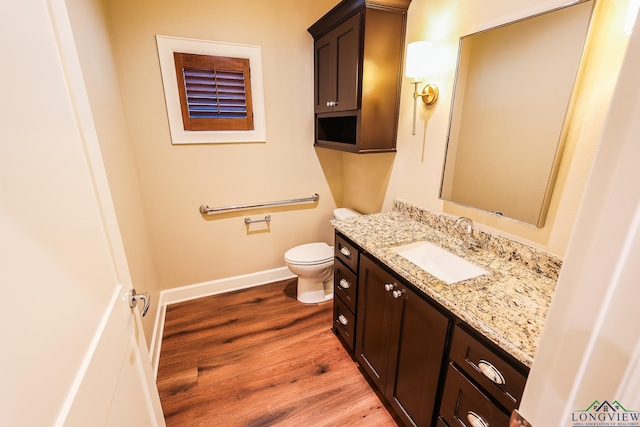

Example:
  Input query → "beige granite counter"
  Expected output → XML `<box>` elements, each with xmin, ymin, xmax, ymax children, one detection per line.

<box><xmin>332</xmin><ymin>200</ymin><xmax>562</xmax><ymax>367</ymax></box>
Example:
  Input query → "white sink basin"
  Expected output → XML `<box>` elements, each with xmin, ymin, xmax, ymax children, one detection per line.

<box><xmin>392</xmin><ymin>241</ymin><xmax>489</xmax><ymax>284</ymax></box>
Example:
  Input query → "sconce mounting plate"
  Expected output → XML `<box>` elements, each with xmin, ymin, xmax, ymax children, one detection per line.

<box><xmin>420</xmin><ymin>84</ymin><xmax>439</xmax><ymax>106</ymax></box>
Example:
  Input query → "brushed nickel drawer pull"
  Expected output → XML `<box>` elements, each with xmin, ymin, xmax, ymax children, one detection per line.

<box><xmin>467</xmin><ymin>411</ymin><xmax>489</xmax><ymax>427</ymax></box>
<box><xmin>338</xmin><ymin>314</ymin><xmax>349</xmax><ymax>326</ymax></box>
<box><xmin>339</xmin><ymin>278</ymin><xmax>350</xmax><ymax>289</ymax></box>
<box><xmin>340</xmin><ymin>247</ymin><xmax>351</xmax><ymax>257</ymax></box>
<box><xmin>478</xmin><ymin>360</ymin><xmax>506</xmax><ymax>385</ymax></box>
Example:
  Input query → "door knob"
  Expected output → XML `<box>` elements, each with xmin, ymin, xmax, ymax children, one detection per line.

<box><xmin>128</xmin><ymin>289</ymin><xmax>150</xmax><ymax>317</ymax></box>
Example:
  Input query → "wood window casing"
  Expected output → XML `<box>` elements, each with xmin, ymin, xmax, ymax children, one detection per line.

<box><xmin>173</xmin><ymin>52</ymin><xmax>254</xmax><ymax>131</ymax></box>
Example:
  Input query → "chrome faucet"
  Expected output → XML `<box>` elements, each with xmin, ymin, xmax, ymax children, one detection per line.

<box><xmin>455</xmin><ymin>217</ymin><xmax>478</xmax><ymax>250</ymax></box>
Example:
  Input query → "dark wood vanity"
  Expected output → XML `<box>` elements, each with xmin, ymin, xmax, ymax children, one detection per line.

<box><xmin>332</xmin><ymin>231</ymin><xmax>529</xmax><ymax>427</ymax></box>
<box><xmin>308</xmin><ymin>0</ymin><xmax>410</xmax><ymax>153</ymax></box>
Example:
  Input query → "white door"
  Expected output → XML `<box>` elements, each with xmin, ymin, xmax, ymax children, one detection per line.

<box><xmin>0</xmin><ymin>1</ymin><xmax>164</xmax><ymax>426</ymax></box>
<box><xmin>518</xmin><ymin>9</ymin><xmax>640</xmax><ymax>425</ymax></box>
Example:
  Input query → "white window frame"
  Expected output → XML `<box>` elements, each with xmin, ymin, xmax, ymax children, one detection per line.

<box><xmin>156</xmin><ymin>35</ymin><xmax>266</xmax><ymax>144</ymax></box>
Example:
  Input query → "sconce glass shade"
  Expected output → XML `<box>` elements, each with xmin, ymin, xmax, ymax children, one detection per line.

<box><xmin>405</xmin><ymin>41</ymin><xmax>432</xmax><ymax>79</ymax></box>
<box><xmin>406</xmin><ymin>41</ymin><xmax>437</xmax><ymax>135</ymax></box>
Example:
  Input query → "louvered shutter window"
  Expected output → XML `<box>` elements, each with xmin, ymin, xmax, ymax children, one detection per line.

<box><xmin>173</xmin><ymin>52</ymin><xmax>254</xmax><ymax>131</ymax></box>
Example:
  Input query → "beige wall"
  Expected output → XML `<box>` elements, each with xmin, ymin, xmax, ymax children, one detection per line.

<box><xmin>105</xmin><ymin>0</ymin><xmax>341</xmax><ymax>290</ymax></box>
<box><xmin>80</xmin><ymin>0</ymin><xmax>630</xmax><ymax>309</ymax></box>
<box><xmin>346</xmin><ymin>0</ymin><xmax>631</xmax><ymax>257</ymax></box>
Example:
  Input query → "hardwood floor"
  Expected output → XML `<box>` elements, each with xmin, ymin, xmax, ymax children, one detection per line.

<box><xmin>157</xmin><ymin>279</ymin><xmax>401</xmax><ymax>426</ymax></box>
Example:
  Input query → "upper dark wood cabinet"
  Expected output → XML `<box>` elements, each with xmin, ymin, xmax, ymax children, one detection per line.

<box><xmin>308</xmin><ymin>0</ymin><xmax>411</xmax><ymax>153</ymax></box>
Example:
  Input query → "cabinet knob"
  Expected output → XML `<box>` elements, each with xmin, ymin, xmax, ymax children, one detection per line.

<box><xmin>339</xmin><ymin>278</ymin><xmax>350</xmax><ymax>289</ymax></box>
<box><xmin>478</xmin><ymin>360</ymin><xmax>506</xmax><ymax>385</ymax></box>
<box><xmin>466</xmin><ymin>411</ymin><xmax>489</xmax><ymax>427</ymax></box>
<box><xmin>384</xmin><ymin>283</ymin><xmax>395</xmax><ymax>292</ymax></box>
<box><xmin>340</xmin><ymin>247</ymin><xmax>351</xmax><ymax>257</ymax></box>
<box><xmin>392</xmin><ymin>289</ymin><xmax>404</xmax><ymax>299</ymax></box>
<box><xmin>326</xmin><ymin>101</ymin><xmax>331</xmax><ymax>107</ymax></box>
<box><xmin>338</xmin><ymin>314</ymin><xmax>349</xmax><ymax>325</ymax></box>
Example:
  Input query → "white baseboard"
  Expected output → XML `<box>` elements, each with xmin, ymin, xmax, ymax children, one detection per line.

<box><xmin>149</xmin><ymin>267</ymin><xmax>296</xmax><ymax>375</ymax></box>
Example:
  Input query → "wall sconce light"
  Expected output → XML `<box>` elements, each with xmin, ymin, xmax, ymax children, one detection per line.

<box><xmin>405</xmin><ymin>41</ymin><xmax>439</xmax><ymax>135</ymax></box>
<box><xmin>625</xmin><ymin>0</ymin><xmax>640</xmax><ymax>34</ymax></box>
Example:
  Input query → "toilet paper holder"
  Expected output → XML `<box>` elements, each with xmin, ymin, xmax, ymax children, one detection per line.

<box><xmin>245</xmin><ymin>215</ymin><xmax>271</xmax><ymax>225</ymax></box>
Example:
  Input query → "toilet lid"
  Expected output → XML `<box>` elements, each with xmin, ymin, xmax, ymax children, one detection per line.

<box><xmin>285</xmin><ymin>242</ymin><xmax>334</xmax><ymax>265</ymax></box>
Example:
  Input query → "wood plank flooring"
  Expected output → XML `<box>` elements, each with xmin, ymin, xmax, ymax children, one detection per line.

<box><xmin>157</xmin><ymin>279</ymin><xmax>401</xmax><ymax>426</ymax></box>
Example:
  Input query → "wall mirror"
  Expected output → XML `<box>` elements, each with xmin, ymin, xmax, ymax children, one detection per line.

<box><xmin>440</xmin><ymin>0</ymin><xmax>595</xmax><ymax>227</ymax></box>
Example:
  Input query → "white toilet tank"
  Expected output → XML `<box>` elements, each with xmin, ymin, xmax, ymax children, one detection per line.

<box><xmin>333</xmin><ymin>208</ymin><xmax>360</xmax><ymax>220</ymax></box>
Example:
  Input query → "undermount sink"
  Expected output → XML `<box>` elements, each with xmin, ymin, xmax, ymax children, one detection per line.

<box><xmin>392</xmin><ymin>241</ymin><xmax>489</xmax><ymax>285</ymax></box>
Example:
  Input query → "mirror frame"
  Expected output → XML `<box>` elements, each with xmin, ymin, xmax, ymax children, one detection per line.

<box><xmin>439</xmin><ymin>0</ymin><xmax>596</xmax><ymax>227</ymax></box>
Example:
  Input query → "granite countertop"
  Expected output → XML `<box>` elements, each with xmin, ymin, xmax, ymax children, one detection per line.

<box><xmin>332</xmin><ymin>209</ymin><xmax>559</xmax><ymax>367</ymax></box>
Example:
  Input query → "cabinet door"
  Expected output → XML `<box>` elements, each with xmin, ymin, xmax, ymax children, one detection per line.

<box><xmin>386</xmin><ymin>283</ymin><xmax>450</xmax><ymax>427</ymax></box>
<box><xmin>440</xmin><ymin>363</ymin><xmax>511</xmax><ymax>427</ymax></box>
<box><xmin>355</xmin><ymin>255</ymin><xmax>397</xmax><ymax>392</ymax></box>
<box><xmin>314</xmin><ymin>13</ymin><xmax>360</xmax><ymax>113</ymax></box>
<box><xmin>314</xmin><ymin>32</ymin><xmax>335</xmax><ymax>113</ymax></box>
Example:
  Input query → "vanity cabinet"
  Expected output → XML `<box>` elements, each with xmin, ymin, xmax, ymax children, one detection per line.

<box><xmin>331</xmin><ymin>230</ymin><xmax>530</xmax><ymax>427</ymax></box>
<box><xmin>332</xmin><ymin>234</ymin><xmax>360</xmax><ymax>350</ymax></box>
<box><xmin>308</xmin><ymin>0</ymin><xmax>411</xmax><ymax>153</ymax></box>
<box><xmin>438</xmin><ymin>325</ymin><xmax>528</xmax><ymax>427</ymax></box>
<box><xmin>356</xmin><ymin>254</ymin><xmax>449</xmax><ymax>427</ymax></box>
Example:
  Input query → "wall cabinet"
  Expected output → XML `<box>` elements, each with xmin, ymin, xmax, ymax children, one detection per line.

<box><xmin>308</xmin><ymin>0</ymin><xmax>411</xmax><ymax>153</ymax></box>
<box><xmin>356</xmin><ymin>254</ymin><xmax>449</xmax><ymax>427</ymax></box>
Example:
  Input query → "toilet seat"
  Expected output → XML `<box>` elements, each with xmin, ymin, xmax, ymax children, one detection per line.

<box><xmin>284</xmin><ymin>242</ymin><xmax>333</xmax><ymax>266</ymax></box>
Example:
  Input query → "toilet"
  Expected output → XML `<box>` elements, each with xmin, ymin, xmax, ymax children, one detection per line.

<box><xmin>285</xmin><ymin>208</ymin><xmax>360</xmax><ymax>303</ymax></box>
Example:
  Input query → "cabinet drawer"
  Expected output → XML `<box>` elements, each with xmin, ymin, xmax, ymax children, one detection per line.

<box><xmin>449</xmin><ymin>325</ymin><xmax>527</xmax><ymax>413</ymax></box>
<box><xmin>440</xmin><ymin>363</ymin><xmax>510</xmax><ymax>427</ymax></box>
<box><xmin>334</xmin><ymin>296</ymin><xmax>355</xmax><ymax>350</ymax></box>
<box><xmin>335</xmin><ymin>260</ymin><xmax>357</xmax><ymax>312</ymax></box>
<box><xmin>436</xmin><ymin>417</ymin><xmax>449</xmax><ymax>427</ymax></box>
<box><xmin>335</xmin><ymin>234</ymin><xmax>359</xmax><ymax>272</ymax></box>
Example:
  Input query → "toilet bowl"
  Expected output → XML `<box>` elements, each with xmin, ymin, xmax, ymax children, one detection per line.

<box><xmin>285</xmin><ymin>242</ymin><xmax>335</xmax><ymax>303</ymax></box>
<box><xmin>285</xmin><ymin>208</ymin><xmax>360</xmax><ymax>303</ymax></box>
